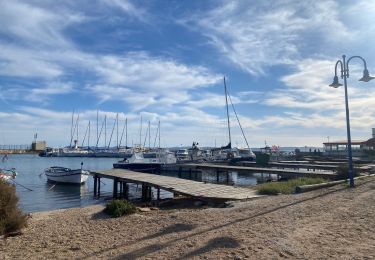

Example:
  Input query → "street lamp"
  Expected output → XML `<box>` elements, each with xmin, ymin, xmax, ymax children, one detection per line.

<box><xmin>329</xmin><ymin>55</ymin><xmax>374</xmax><ymax>187</ymax></box>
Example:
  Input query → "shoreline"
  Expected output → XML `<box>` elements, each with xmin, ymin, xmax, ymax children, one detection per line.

<box><xmin>2</xmin><ymin>176</ymin><xmax>375</xmax><ymax>259</ymax></box>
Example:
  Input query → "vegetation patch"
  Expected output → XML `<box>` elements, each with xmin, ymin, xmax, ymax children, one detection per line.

<box><xmin>256</xmin><ymin>177</ymin><xmax>326</xmax><ymax>195</ymax></box>
<box><xmin>105</xmin><ymin>199</ymin><xmax>137</xmax><ymax>218</ymax></box>
<box><xmin>0</xmin><ymin>179</ymin><xmax>27</xmax><ymax>236</ymax></box>
<box><xmin>335</xmin><ymin>165</ymin><xmax>360</xmax><ymax>181</ymax></box>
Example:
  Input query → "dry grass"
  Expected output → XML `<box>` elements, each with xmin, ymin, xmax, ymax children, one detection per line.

<box><xmin>0</xmin><ymin>179</ymin><xmax>27</xmax><ymax>235</ymax></box>
<box><xmin>256</xmin><ymin>177</ymin><xmax>326</xmax><ymax>195</ymax></box>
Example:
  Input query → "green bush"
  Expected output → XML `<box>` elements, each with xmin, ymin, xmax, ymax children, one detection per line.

<box><xmin>255</xmin><ymin>153</ymin><xmax>270</xmax><ymax>166</ymax></box>
<box><xmin>335</xmin><ymin>165</ymin><xmax>359</xmax><ymax>181</ymax></box>
<box><xmin>256</xmin><ymin>177</ymin><xmax>326</xmax><ymax>195</ymax></box>
<box><xmin>105</xmin><ymin>199</ymin><xmax>136</xmax><ymax>218</ymax></box>
<box><xmin>0</xmin><ymin>179</ymin><xmax>27</xmax><ymax>236</ymax></box>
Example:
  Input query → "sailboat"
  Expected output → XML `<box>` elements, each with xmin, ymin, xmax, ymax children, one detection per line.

<box><xmin>113</xmin><ymin>120</ymin><xmax>177</xmax><ymax>172</ymax></box>
<box><xmin>211</xmin><ymin>77</ymin><xmax>256</xmax><ymax>163</ymax></box>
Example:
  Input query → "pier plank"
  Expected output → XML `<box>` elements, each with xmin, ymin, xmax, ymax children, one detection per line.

<box><xmin>91</xmin><ymin>169</ymin><xmax>259</xmax><ymax>201</ymax></box>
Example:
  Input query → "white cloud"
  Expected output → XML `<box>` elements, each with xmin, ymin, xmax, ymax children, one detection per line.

<box><xmin>182</xmin><ymin>0</ymin><xmax>350</xmax><ymax>75</ymax></box>
<box><xmin>262</xmin><ymin>58</ymin><xmax>375</xmax><ymax>132</ymax></box>
<box><xmin>0</xmin><ymin>0</ymin><xmax>81</xmax><ymax>48</ymax></box>
<box><xmin>0</xmin><ymin>82</ymin><xmax>75</xmax><ymax>104</ymax></box>
<box><xmin>0</xmin><ymin>1</ymin><xmax>221</xmax><ymax>112</ymax></box>
<box><xmin>101</xmin><ymin>0</ymin><xmax>149</xmax><ymax>22</ymax></box>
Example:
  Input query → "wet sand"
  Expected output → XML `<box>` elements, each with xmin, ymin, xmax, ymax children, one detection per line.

<box><xmin>1</xmin><ymin>177</ymin><xmax>375</xmax><ymax>259</ymax></box>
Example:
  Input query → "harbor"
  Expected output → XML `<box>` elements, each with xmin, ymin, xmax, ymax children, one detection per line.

<box><xmin>2</xmin><ymin>1</ymin><xmax>375</xmax><ymax>259</ymax></box>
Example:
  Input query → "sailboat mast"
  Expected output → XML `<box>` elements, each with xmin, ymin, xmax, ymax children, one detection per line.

<box><xmin>116</xmin><ymin>113</ymin><xmax>119</xmax><ymax>149</ymax></box>
<box><xmin>158</xmin><ymin>120</ymin><xmax>161</xmax><ymax>148</ymax></box>
<box><xmin>108</xmin><ymin>117</ymin><xmax>116</xmax><ymax>148</ymax></box>
<box><xmin>96</xmin><ymin>110</ymin><xmax>99</xmax><ymax>148</ymax></box>
<box><xmin>88</xmin><ymin>121</ymin><xmax>90</xmax><ymax>148</ymax></box>
<box><xmin>76</xmin><ymin>114</ymin><xmax>79</xmax><ymax>145</ymax></box>
<box><xmin>224</xmin><ymin>77</ymin><xmax>232</xmax><ymax>147</ymax></box>
<box><xmin>69</xmin><ymin>109</ymin><xmax>75</xmax><ymax>147</ymax></box>
<box><xmin>104</xmin><ymin>115</ymin><xmax>107</xmax><ymax>148</ymax></box>
<box><xmin>140</xmin><ymin>116</ymin><xmax>143</xmax><ymax>148</ymax></box>
<box><xmin>148</xmin><ymin>121</ymin><xmax>151</xmax><ymax>149</ymax></box>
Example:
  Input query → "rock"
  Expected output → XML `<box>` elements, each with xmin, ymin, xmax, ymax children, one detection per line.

<box><xmin>138</xmin><ymin>207</ymin><xmax>151</xmax><ymax>212</ymax></box>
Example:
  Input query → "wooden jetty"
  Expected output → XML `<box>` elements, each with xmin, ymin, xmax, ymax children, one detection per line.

<box><xmin>91</xmin><ymin>169</ymin><xmax>259</xmax><ymax>202</ymax></box>
<box><xmin>165</xmin><ymin>163</ymin><xmax>337</xmax><ymax>179</ymax></box>
<box><xmin>238</xmin><ymin>161</ymin><xmax>338</xmax><ymax>171</ymax></box>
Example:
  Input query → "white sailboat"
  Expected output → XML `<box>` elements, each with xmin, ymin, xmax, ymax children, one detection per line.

<box><xmin>212</xmin><ymin>77</ymin><xmax>256</xmax><ymax>162</ymax></box>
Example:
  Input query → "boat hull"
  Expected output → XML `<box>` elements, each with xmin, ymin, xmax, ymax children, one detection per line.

<box><xmin>113</xmin><ymin>163</ymin><xmax>162</xmax><ymax>173</ymax></box>
<box><xmin>45</xmin><ymin>169</ymin><xmax>89</xmax><ymax>184</ymax></box>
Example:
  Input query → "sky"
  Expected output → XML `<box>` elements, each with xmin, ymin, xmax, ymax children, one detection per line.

<box><xmin>1</xmin><ymin>0</ymin><xmax>375</xmax><ymax>148</ymax></box>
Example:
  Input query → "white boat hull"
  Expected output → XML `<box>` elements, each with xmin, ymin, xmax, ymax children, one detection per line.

<box><xmin>45</xmin><ymin>168</ymin><xmax>89</xmax><ymax>184</ymax></box>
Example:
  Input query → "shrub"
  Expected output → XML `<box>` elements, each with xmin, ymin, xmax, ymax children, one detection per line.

<box><xmin>256</xmin><ymin>177</ymin><xmax>326</xmax><ymax>195</ymax></box>
<box><xmin>105</xmin><ymin>199</ymin><xmax>136</xmax><ymax>218</ymax></box>
<box><xmin>335</xmin><ymin>165</ymin><xmax>359</xmax><ymax>181</ymax></box>
<box><xmin>0</xmin><ymin>179</ymin><xmax>27</xmax><ymax>236</ymax></box>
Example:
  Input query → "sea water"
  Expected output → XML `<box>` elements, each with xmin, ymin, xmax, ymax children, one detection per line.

<box><xmin>2</xmin><ymin>154</ymin><xmax>260</xmax><ymax>213</ymax></box>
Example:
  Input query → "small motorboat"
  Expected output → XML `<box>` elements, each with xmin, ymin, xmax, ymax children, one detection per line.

<box><xmin>113</xmin><ymin>149</ymin><xmax>177</xmax><ymax>173</ymax></box>
<box><xmin>0</xmin><ymin>168</ymin><xmax>17</xmax><ymax>181</ymax></box>
<box><xmin>45</xmin><ymin>164</ymin><xmax>89</xmax><ymax>184</ymax></box>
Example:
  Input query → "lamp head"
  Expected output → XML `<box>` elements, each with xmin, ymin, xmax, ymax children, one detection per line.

<box><xmin>329</xmin><ymin>75</ymin><xmax>343</xmax><ymax>88</ymax></box>
<box><xmin>359</xmin><ymin>69</ymin><xmax>375</xmax><ymax>82</ymax></box>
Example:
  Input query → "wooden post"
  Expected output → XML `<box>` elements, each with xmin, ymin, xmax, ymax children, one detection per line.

<box><xmin>178</xmin><ymin>167</ymin><xmax>182</xmax><ymax>178</ymax></box>
<box><xmin>189</xmin><ymin>168</ymin><xmax>192</xmax><ymax>179</ymax></box>
<box><xmin>113</xmin><ymin>178</ymin><xmax>118</xmax><ymax>198</ymax></box>
<box><xmin>141</xmin><ymin>184</ymin><xmax>146</xmax><ymax>201</ymax></box>
<box><xmin>226</xmin><ymin>171</ymin><xmax>229</xmax><ymax>184</ymax></box>
<box><xmin>123</xmin><ymin>182</ymin><xmax>128</xmax><ymax>199</ymax></box>
<box><xmin>98</xmin><ymin>177</ymin><xmax>101</xmax><ymax>198</ymax></box>
<box><xmin>93</xmin><ymin>175</ymin><xmax>98</xmax><ymax>198</ymax></box>
<box><xmin>157</xmin><ymin>187</ymin><xmax>160</xmax><ymax>202</ymax></box>
<box><xmin>216</xmin><ymin>169</ymin><xmax>219</xmax><ymax>183</ymax></box>
<box><xmin>120</xmin><ymin>181</ymin><xmax>123</xmax><ymax>197</ymax></box>
<box><xmin>146</xmin><ymin>186</ymin><xmax>152</xmax><ymax>201</ymax></box>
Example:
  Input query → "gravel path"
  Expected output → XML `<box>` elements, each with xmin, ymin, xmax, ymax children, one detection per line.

<box><xmin>1</xmin><ymin>177</ymin><xmax>375</xmax><ymax>259</ymax></box>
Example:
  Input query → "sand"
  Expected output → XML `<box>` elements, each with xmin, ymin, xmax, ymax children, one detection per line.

<box><xmin>1</xmin><ymin>177</ymin><xmax>375</xmax><ymax>259</ymax></box>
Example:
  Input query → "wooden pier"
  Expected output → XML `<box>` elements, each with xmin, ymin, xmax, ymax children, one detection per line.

<box><xmin>91</xmin><ymin>169</ymin><xmax>259</xmax><ymax>202</ymax></box>
<box><xmin>238</xmin><ymin>161</ymin><xmax>339</xmax><ymax>171</ymax></box>
<box><xmin>165</xmin><ymin>163</ymin><xmax>337</xmax><ymax>179</ymax></box>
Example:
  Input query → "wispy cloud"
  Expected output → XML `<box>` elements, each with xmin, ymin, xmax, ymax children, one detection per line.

<box><xmin>101</xmin><ymin>0</ymin><xmax>149</xmax><ymax>22</ymax></box>
<box><xmin>0</xmin><ymin>1</ymin><xmax>221</xmax><ymax>112</ymax></box>
<box><xmin>181</xmin><ymin>0</ymin><xmax>350</xmax><ymax>75</ymax></box>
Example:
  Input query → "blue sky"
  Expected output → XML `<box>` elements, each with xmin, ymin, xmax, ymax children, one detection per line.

<box><xmin>1</xmin><ymin>0</ymin><xmax>375</xmax><ymax>148</ymax></box>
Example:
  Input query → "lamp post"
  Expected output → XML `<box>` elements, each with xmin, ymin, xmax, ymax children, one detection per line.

<box><xmin>329</xmin><ymin>55</ymin><xmax>374</xmax><ymax>187</ymax></box>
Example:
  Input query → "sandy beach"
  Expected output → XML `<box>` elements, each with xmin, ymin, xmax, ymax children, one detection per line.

<box><xmin>1</xmin><ymin>177</ymin><xmax>375</xmax><ymax>259</ymax></box>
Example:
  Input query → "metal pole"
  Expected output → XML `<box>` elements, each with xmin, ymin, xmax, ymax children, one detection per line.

<box><xmin>342</xmin><ymin>55</ymin><xmax>355</xmax><ymax>187</ymax></box>
<box><xmin>104</xmin><ymin>115</ymin><xmax>107</xmax><ymax>148</ymax></box>
<box><xmin>96</xmin><ymin>110</ymin><xmax>99</xmax><ymax>148</ymax></box>
<box><xmin>116</xmin><ymin>113</ymin><xmax>119</xmax><ymax>149</ymax></box>
<box><xmin>223</xmin><ymin>77</ymin><xmax>232</xmax><ymax>147</ymax></box>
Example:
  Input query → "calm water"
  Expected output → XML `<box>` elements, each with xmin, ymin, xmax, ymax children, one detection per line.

<box><xmin>3</xmin><ymin>154</ymin><xmax>262</xmax><ymax>213</ymax></box>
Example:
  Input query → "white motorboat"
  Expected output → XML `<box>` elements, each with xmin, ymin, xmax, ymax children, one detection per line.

<box><xmin>0</xmin><ymin>168</ymin><xmax>17</xmax><ymax>181</ymax></box>
<box><xmin>45</xmin><ymin>166</ymin><xmax>89</xmax><ymax>184</ymax></box>
<box><xmin>176</xmin><ymin>149</ymin><xmax>189</xmax><ymax>161</ymax></box>
<box><xmin>113</xmin><ymin>149</ymin><xmax>177</xmax><ymax>173</ymax></box>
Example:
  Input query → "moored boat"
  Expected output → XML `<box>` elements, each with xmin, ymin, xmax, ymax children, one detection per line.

<box><xmin>45</xmin><ymin>166</ymin><xmax>89</xmax><ymax>184</ymax></box>
<box><xmin>113</xmin><ymin>149</ymin><xmax>177</xmax><ymax>173</ymax></box>
<box><xmin>0</xmin><ymin>168</ymin><xmax>17</xmax><ymax>181</ymax></box>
